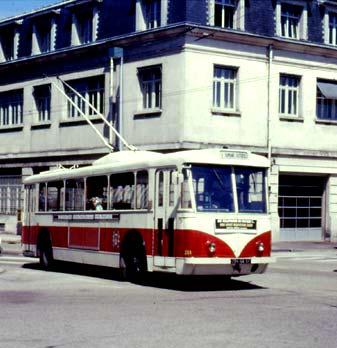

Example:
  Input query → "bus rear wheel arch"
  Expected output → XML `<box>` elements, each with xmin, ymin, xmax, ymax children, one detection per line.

<box><xmin>120</xmin><ymin>231</ymin><xmax>147</xmax><ymax>282</ymax></box>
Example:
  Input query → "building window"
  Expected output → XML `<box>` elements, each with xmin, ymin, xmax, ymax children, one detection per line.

<box><xmin>214</xmin><ymin>0</ymin><xmax>235</xmax><ymax>28</ymax></box>
<box><xmin>281</xmin><ymin>4</ymin><xmax>300</xmax><ymax>38</ymax></box>
<box><xmin>33</xmin><ymin>85</ymin><xmax>51</xmax><ymax>123</ymax></box>
<box><xmin>36</xmin><ymin>24</ymin><xmax>51</xmax><ymax>53</ymax></box>
<box><xmin>329</xmin><ymin>12</ymin><xmax>337</xmax><ymax>45</ymax></box>
<box><xmin>145</xmin><ymin>0</ymin><xmax>161</xmax><ymax>29</ymax></box>
<box><xmin>209</xmin><ymin>0</ymin><xmax>244</xmax><ymax>30</ymax></box>
<box><xmin>279</xmin><ymin>74</ymin><xmax>300</xmax><ymax>117</ymax></box>
<box><xmin>0</xmin><ymin>175</ymin><xmax>22</xmax><ymax>215</ymax></box>
<box><xmin>65</xmin><ymin>76</ymin><xmax>104</xmax><ymax>119</ymax></box>
<box><xmin>71</xmin><ymin>6</ymin><xmax>99</xmax><ymax>46</ymax></box>
<box><xmin>0</xmin><ymin>25</ymin><xmax>19</xmax><ymax>62</ymax></box>
<box><xmin>213</xmin><ymin>66</ymin><xmax>237</xmax><ymax>111</ymax></box>
<box><xmin>0</xmin><ymin>89</ymin><xmax>23</xmax><ymax>127</ymax></box>
<box><xmin>138</xmin><ymin>66</ymin><xmax>162</xmax><ymax>110</ymax></box>
<box><xmin>323</xmin><ymin>9</ymin><xmax>337</xmax><ymax>46</ymax></box>
<box><xmin>316</xmin><ymin>80</ymin><xmax>337</xmax><ymax>121</ymax></box>
<box><xmin>276</xmin><ymin>1</ymin><xmax>307</xmax><ymax>40</ymax></box>
<box><xmin>135</xmin><ymin>0</ymin><xmax>168</xmax><ymax>31</ymax></box>
<box><xmin>32</xmin><ymin>16</ymin><xmax>57</xmax><ymax>55</ymax></box>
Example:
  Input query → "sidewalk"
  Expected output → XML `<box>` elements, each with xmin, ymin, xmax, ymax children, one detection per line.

<box><xmin>272</xmin><ymin>241</ymin><xmax>337</xmax><ymax>258</ymax></box>
<box><xmin>0</xmin><ymin>232</ymin><xmax>21</xmax><ymax>255</ymax></box>
<box><xmin>0</xmin><ymin>233</ymin><xmax>21</xmax><ymax>274</ymax></box>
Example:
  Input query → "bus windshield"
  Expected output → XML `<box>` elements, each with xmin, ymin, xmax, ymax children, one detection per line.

<box><xmin>190</xmin><ymin>165</ymin><xmax>266</xmax><ymax>213</ymax></box>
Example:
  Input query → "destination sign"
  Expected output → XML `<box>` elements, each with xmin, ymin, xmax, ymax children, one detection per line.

<box><xmin>215</xmin><ymin>219</ymin><xmax>256</xmax><ymax>231</ymax></box>
<box><xmin>220</xmin><ymin>151</ymin><xmax>248</xmax><ymax>160</ymax></box>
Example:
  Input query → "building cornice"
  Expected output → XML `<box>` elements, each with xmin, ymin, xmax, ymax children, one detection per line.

<box><xmin>2</xmin><ymin>22</ymin><xmax>337</xmax><ymax>71</ymax></box>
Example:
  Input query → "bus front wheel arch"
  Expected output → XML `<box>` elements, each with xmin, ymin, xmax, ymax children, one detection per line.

<box><xmin>120</xmin><ymin>231</ymin><xmax>147</xmax><ymax>281</ymax></box>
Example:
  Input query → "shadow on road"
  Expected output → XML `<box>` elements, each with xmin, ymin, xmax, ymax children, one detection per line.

<box><xmin>22</xmin><ymin>261</ymin><xmax>265</xmax><ymax>291</ymax></box>
<box><xmin>137</xmin><ymin>273</ymin><xmax>265</xmax><ymax>291</ymax></box>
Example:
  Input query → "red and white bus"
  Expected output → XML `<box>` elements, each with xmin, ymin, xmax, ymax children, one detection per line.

<box><xmin>22</xmin><ymin>148</ymin><xmax>273</xmax><ymax>278</ymax></box>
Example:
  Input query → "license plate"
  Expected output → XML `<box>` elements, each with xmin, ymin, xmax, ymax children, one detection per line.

<box><xmin>231</xmin><ymin>259</ymin><xmax>251</xmax><ymax>265</ymax></box>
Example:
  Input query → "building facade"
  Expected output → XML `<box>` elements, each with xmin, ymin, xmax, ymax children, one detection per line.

<box><xmin>1</xmin><ymin>0</ymin><xmax>337</xmax><ymax>242</ymax></box>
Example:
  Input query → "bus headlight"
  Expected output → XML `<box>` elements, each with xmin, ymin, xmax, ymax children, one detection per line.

<box><xmin>257</xmin><ymin>242</ymin><xmax>265</xmax><ymax>253</ymax></box>
<box><xmin>207</xmin><ymin>241</ymin><xmax>216</xmax><ymax>254</ymax></box>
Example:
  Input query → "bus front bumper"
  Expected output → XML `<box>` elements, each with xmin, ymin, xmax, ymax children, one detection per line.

<box><xmin>175</xmin><ymin>256</ymin><xmax>275</xmax><ymax>276</ymax></box>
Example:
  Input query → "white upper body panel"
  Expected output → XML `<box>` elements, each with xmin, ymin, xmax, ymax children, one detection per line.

<box><xmin>23</xmin><ymin>148</ymin><xmax>269</xmax><ymax>184</ymax></box>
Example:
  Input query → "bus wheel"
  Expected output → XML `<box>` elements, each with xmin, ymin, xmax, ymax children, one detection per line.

<box><xmin>121</xmin><ymin>235</ymin><xmax>147</xmax><ymax>282</ymax></box>
<box><xmin>39</xmin><ymin>235</ymin><xmax>54</xmax><ymax>270</ymax></box>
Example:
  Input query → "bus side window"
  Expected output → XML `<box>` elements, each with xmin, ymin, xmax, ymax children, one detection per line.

<box><xmin>136</xmin><ymin>171</ymin><xmax>148</xmax><ymax>209</ymax></box>
<box><xmin>38</xmin><ymin>183</ymin><xmax>47</xmax><ymax>211</ymax></box>
<box><xmin>181</xmin><ymin>169</ymin><xmax>192</xmax><ymax>209</ymax></box>
<box><xmin>158</xmin><ymin>171</ymin><xmax>164</xmax><ymax>207</ymax></box>
<box><xmin>169</xmin><ymin>171</ymin><xmax>175</xmax><ymax>207</ymax></box>
<box><xmin>47</xmin><ymin>181</ymin><xmax>64</xmax><ymax>211</ymax></box>
<box><xmin>25</xmin><ymin>185</ymin><xmax>32</xmax><ymax>214</ymax></box>
<box><xmin>65</xmin><ymin>179</ymin><xmax>85</xmax><ymax>211</ymax></box>
<box><xmin>110</xmin><ymin>172</ymin><xmax>135</xmax><ymax>210</ymax></box>
<box><xmin>32</xmin><ymin>185</ymin><xmax>36</xmax><ymax>212</ymax></box>
<box><xmin>86</xmin><ymin>176</ymin><xmax>108</xmax><ymax>210</ymax></box>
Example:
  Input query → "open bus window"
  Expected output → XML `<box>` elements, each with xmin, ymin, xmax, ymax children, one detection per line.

<box><xmin>65</xmin><ymin>178</ymin><xmax>84</xmax><ymax>211</ymax></box>
<box><xmin>47</xmin><ymin>181</ymin><xmax>64</xmax><ymax>211</ymax></box>
<box><xmin>169</xmin><ymin>170</ymin><xmax>175</xmax><ymax>207</ymax></box>
<box><xmin>136</xmin><ymin>171</ymin><xmax>148</xmax><ymax>209</ymax></box>
<box><xmin>235</xmin><ymin>168</ymin><xmax>266</xmax><ymax>213</ymax></box>
<box><xmin>158</xmin><ymin>171</ymin><xmax>164</xmax><ymax>207</ymax></box>
<box><xmin>110</xmin><ymin>172</ymin><xmax>135</xmax><ymax>210</ymax></box>
<box><xmin>190</xmin><ymin>165</ymin><xmax>234</xmax><ymax>212</ymax></box>
<box><xmin>181</xmin><ymin>168</ymin><xmax>192</xmax><ymax>209</ymax></box>
<box><xmin>25</xmin><ymin>185</ymin><xmax>36</xmax><ymax>213</ymax></box>
<box><xmin>38</xmin><ymin>183</ymin><xmax>47</xmax><ymax>211</ymax></box>
<box><xmin>86</xmin><ymin>176</ymin><xmax>108</xmax><ymax>210</ymax></box>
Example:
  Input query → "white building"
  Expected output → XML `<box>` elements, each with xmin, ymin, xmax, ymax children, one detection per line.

<box><xmin>1</xmin><ymin>0</ymin><xmax>337</xmax><ymax>242</ymax></box>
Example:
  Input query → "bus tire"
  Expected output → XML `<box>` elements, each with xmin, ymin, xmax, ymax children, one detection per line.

<box><xmin>38</xmin><ymin>232</ymin><xmax>54</xmax><ymax>270</ymax></box>
<box><xmin>120</xmin><ymin>232</ymin><xmax>147</xmax><ymax>282</ymax></box>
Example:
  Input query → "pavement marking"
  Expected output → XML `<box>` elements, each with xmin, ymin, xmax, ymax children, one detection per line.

<box><xmin>0</xmin><ymin>256</ymin><xmax>37</xmax><ymax>263</ymax></box>
<box><xmin>278</xmin><ymin>256</ymin><xmax>337</xmax><ymax>262</ymax></box>
<box><xmin>316</xmin><ymin>258</ymin><xmax>337</xmax><ymax>262</ymax></box>
<box><xmin>0</xmin><ymin>260</ymin><xmax>28</xmax><ymax>265</ymax></box>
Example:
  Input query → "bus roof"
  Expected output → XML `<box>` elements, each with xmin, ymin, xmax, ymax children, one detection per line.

<box><xmin>23</xmin><ymin>148</ymin><xmax>269</xmax><ymax>184</ymax></box>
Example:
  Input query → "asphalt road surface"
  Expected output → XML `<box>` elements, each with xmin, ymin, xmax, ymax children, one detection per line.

<box><xmin>0</xmin><ymin>250</ymin><xmax>337</xmax><ymax>348</ymax></box>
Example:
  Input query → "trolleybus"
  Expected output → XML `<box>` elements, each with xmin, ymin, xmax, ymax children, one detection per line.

<box><xmin>22</xmin><ymin>148</ymin><xmax>273</xmax><ymax>278</ymax></box>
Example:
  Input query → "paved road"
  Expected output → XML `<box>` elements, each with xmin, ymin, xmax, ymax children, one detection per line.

<box><xmin>0</xmin><ymin>250</ymin><xmax>337</xmax><ymax>348</ymax></box>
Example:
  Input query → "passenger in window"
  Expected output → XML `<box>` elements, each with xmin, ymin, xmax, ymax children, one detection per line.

<box><xmin>39</xmin><ymin>188</ymin><xmax>46</xmax><ymax>211</ymax></box>
<box><xmin>91</xmin><ymin>197</ymin><xmax>103</xmax><ymax>211</ymax></box>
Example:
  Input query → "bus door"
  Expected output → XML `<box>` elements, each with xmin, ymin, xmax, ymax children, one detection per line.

<box><xmin>23</xmin><ymin>185</ymin><xmax>35</xmax><ymax>252</ymax></box>
<box><xmin>154</xmin><ymin>169</ymin><xmax>177</xmax><ymax>267</ymax></box>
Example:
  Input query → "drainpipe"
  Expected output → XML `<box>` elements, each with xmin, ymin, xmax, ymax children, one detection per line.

<box><xmin>267</xmin><ymin>44</ymin><xmax>273</xmax><ymax>166</ymax></box>
<box><xmin>109</xmin><ymin>47</ymin><xmax>128</xmax><ymax>151</ymax></box>
<box><xmin>119</xmin><ymin>51</ymin><xmax>124</xmax><ymax>151</ymax></box>
<box><xmin>109</xmin><ymin>55</ymin><xmax>114</xmax><ymax>148</ymax></box>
